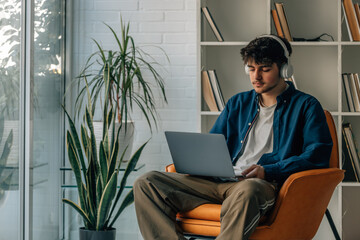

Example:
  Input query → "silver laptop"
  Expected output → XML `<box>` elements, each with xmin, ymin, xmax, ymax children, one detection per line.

<box><xmin>165</xmin><ymin>131</ymin><xmax>236</xmax><ymax>178</ymax></box>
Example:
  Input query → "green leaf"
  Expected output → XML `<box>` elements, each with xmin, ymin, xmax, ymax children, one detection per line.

<box><xmin>96</xmin><ymin>171</ymin><xmax>118</xmax><ymax>230</ymax></box>
<box><xmin>63</xmin><ymin>198</ymin><xmax>92</xmax><ymax>227</ymax></box>
<box><xmin>99</xmin><ymin>141</ymin><xmax>108</xmax><ymax>186</ymax></box>
<box><xmin>63</xmin><ymin>107</ymin><xmax>87</xmax><ymax>177</ymax></box>
<box><xmin>85</xmin><ymin>107</ymin><xmax>99</xmax><ymax>177</ymax></box>
<box><xmin>108</xmin><ymin>190</ymin><xmax>134</xmax><ymax>228</ymax></box>
<box><xmin>66</xmin><ymin>131</ymin><xmax>87</xmax><ymax>211</ymax></box>
<box><xmin>107</xmin><ymin>141</ymin><xmax>148</xmax><ymax>221</ymax></box>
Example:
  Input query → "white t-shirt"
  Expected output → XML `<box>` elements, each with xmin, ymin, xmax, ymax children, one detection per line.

<box><xmin>233</xmin><ymin>102</ymin><xmax>277</xmax><ymax>176</ymax></box>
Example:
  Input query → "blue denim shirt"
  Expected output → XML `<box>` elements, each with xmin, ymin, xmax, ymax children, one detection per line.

<box><xmin>210</xmin><ymin>82</ymin><xmax>332</xmax><ymax>184</ymax></box>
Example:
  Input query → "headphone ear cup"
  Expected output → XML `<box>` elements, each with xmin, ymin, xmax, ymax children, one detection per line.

<box><xmin>280</xmin><ymin>63</ymin><xmax>294</xmax><ymax>79</ymax></box>
<box><xmin>245</xmin><ymin>65</ymin><xmax>250</xmax><ymax>75</ymax></box>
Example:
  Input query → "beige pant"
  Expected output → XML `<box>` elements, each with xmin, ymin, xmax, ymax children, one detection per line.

<box><xmin>133</xmin><ymin>171</ymin><xmax>277</xmax><ymax>240</ymax></box>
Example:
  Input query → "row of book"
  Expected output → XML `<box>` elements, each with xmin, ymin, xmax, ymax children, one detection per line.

<box><xmin>201</xmin><ymin>70</ymin><xmax>225</xmax><ymax>112</ymax></box>
<box><xmin>342</xmin><ymin>73</ymin><xmax>360</xmax><ymax>112</ymax></box>
<box><xmin>272</xmin><ymin>2</ymin><xmax>292</xmax><ymax>42</ymax></box>
<box><xmin>343</xmin><ymin>123</ymin><xmax>360</xmax><ymax>182</ymax></box>
<box><xmin>343</xmin><ymin>0</ymin><xmax>360</xmax><ymax>41</ymax></box>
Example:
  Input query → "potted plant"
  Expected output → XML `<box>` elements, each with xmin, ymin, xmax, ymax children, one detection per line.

<box><xmin>73</xmin><ymin>19</ymin><xmax>167</xmax><ymax>161</ymax></box>
<box><xmin>63</xmin><ymin>77</ymin><xmax>148</xmax><ymax>239</ymax></box>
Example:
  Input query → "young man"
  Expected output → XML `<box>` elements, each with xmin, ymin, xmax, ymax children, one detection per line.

<box><xmin>133</xmin><ymin>35</ymin><xmax>333</xmax><ymax>240</ymax></box>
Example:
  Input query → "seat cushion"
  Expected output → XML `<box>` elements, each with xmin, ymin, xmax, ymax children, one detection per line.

<box><xmin>177</xmin><ymin>203</ymin><xmax>268</xmax><ymax>224</ymax></box>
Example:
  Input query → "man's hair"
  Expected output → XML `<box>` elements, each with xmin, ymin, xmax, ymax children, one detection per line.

<box><xmin>240</xmin><ymin>35</ymin><xmax>292</xmax><ymax>69</ymax></box>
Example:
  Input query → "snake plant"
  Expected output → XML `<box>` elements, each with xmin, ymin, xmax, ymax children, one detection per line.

<box><xmin>63</xmin><ymin>73</ymin><xmax>148</xmax><ymax>230</ymax></box>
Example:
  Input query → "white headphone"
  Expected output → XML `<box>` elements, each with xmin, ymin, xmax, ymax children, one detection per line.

<box><xmin>244</xmin><ymin>35</ymin><xmax>294</xmax><ymax>79</ymax></box>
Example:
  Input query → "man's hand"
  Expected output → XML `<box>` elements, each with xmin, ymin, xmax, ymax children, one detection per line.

<box><xmin>241</xmin><ymin>164</ymin><xmax>265</xmax><ymax>179</ymax></box>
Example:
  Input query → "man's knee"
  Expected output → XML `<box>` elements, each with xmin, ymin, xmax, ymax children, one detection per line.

<box><xmin>230</xmin><ymin>179</ymin><xmax>265</xmax><ymax>201</ymax></box>
<box><xmin>133</xmin><ymin>171</ymin><xmax>161</xmax><ymax>194</ymax></box>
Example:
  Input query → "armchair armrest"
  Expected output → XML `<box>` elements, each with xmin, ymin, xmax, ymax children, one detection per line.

<box><xmin>166</xmin><ymin>163</ymin><xmax>176</xmax><ymax>173</ymax></box>
<box><xmin>261</xmin><ymin>168</ymin><xmax>344</xmax><ymax>234</ymax></box>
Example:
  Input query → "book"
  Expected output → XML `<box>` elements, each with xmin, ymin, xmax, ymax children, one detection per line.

<box><xmin>355</xmin><ymin>3</ymin><xmax>360</xmax><ymax>27</ymax></box>
<box><xmin>207</xmin><ymin>70</ymin><xmax>225</xmax><ymax>111</ymax></box>
<box><xmin>201</xmin><ymin>7</ymin><xmax>224</xmax><ymax>42</ymax></box>
<box><xmin>271</xmin><ymin>9</ymin><xmax>285</xmax><ymax>38</ymax></box>
<box><xmin>274</xmin><ymin>2</ymin><xmax>293</xmax><ymax>42</ymax></box>
<box><xmin>341</xmin><ymin>129</ymin><xmax>359</xmax><ymax>182</ymax></box>
<box><xmin>349</xmin><ymin>73</ymin><xmax>360</xmax><ymax>111</ymax></box>
<box><xmin>342</xmin><ymin>73</ymin><xmax>356</xmax><ymax>112</ymax></box>
<box><xmin>342</xmin><ymin>127</ymin><xmax>360</xmax><ymax>182</ymax></box>
<box><xmin>343</xmin><ymin>123</ymin><xmax>360</xmax><ymax>179</ymax></box>
<box><xmin>201</xmin><ymin>70</ymin><xmax>219</xmax><ymax>111</ymax></box>
<box><xmin>342</xmin><ymin>0</ymin><xmax>360</xmax><ymax>41</ymax></box>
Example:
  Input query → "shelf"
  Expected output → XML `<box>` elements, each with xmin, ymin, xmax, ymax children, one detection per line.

<box><xmin>340</xmin><ymin>112</ymin><xmax>360</xmax><ymax>116</ymax></box>
<box><xmin>342</xmin><ymin>182</ymin><xmax>360</xmax><ymax>187</ymax></box>
<box><xmin>60</xmin><ymin>163</ymin><xmax>145</xmax><ymax>172</ymax></box>
<box><xmin>201</xmin><ymin>41</ymin><xmax>248</xmax><ymax>46</ymax></box>
<box><xmin>201</xmin><ymin>111</ymin><xmax>221</xmax><ymax>116</ymax></box>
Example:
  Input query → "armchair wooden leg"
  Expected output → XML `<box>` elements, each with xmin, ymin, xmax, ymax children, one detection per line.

<box><xmin>325</xmin><ymin>208</ymin><xmax>341</xmax><ymax>240</ymax></box>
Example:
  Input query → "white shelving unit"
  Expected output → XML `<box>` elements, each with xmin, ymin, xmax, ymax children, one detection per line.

<box><xmin>197</xmin><ymin>0</ymin><xmax>360</xmax><ymax>238</ymax></box>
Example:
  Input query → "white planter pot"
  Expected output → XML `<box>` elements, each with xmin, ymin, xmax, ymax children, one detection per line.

<box><xmin>93</xmin><ymin>121</ymin><xmax>135</xmax><ymax>162</ymax></box>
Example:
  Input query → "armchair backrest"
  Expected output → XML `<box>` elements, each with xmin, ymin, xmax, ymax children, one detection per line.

<box><xmin>324</xmin><ymin>110</ymin><xmax>339</xmax><ymax>168</ymax></box>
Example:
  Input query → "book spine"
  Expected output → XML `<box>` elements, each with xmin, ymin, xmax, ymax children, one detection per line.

<box><xmin>275</xmin><ymin>2</ymin><xmax>292</xmax><ymax>42</ymax></box>
<box><xmin>271</xmin><ymin>9</ymin><xmax>285</xmax><ymax>38</ymax></box>
<box><xmin>342</xmin><ymin>126</ymin><xmax>360</xmax><ymax>182</ymax></box>
<box><xmin>344</xmin><ymin>124</ymin><xmax>360</xmax><ymax>177</ymax></box>
<box><xmin>208</xmin><ymin>70</ymin><xmax>225</xmax><ymax>111</ymax></box>
<box><xmin>349</xmin><ymin>73</ymin><xmax>360</xmax><ymax>111</ymax></box>
<box><xmin>201</xmin><ymin>70</ymin><xmax>219</xmax><ymax>112</ymax></box>
<box><xmin>201</xmin><ymin>7</ymin><xmax>224</xmax><ymax>42</ymax></box>
<box><xmin>342</xmin><ymin>73</ymin><xmax>355</xmax><ymax>112</ymax></box>
<box><xmin>343</xmin><ymin>0</ymin><xmax>360</xmax><ymax>41</ymax></box>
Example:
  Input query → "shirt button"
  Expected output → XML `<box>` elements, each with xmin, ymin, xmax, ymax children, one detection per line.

<box><xmin>257</xmin><ymin>108</ymin><xmax>260</xmax><ymax>111</ymax></box>
<box><xmin>284</xmin><ymin>100</ymin><xmax>287</xmax><ymax>103</ymax></box>
<box><xmin>241</xmin><ymin>140</ymin><xmax>243</xmax><ymax>143</ymax></box>
<box><xmin>248</xmin><ymin>123</ymin><xmax>251</xmax><ymax>126</ymax></box>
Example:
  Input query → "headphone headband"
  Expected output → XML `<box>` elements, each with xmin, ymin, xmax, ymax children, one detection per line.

<box><xmin>257</xmin><ymin>35</ymin><xmax>290</xmax><ymax>59</ymax></box>
<box><xmin>244</xmin><ymin>34</ymin><xmax>293</xmax><ymax>78</ymax></box>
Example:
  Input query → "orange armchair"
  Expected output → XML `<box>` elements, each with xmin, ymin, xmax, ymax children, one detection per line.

<box><xmin>165</xmin><ymin>110</ymin><xmax>344</xmax><ymax>240</ymax></box>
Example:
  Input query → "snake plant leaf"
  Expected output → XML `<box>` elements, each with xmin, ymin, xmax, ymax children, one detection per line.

<box><xmin>81</xmin><ymin>124</ymin><xmax>90</xmax><ymax>160</ymax></box>
<box><xmin>96</xmin><ymin>171</ymin><xmax>118</xmax><ymax>230</ymax></box>
<box><xmin>63</xmin><ymin>107</ymin><xmax>87</xmax><ymax>177</ymax></box>
<box><xmin>86</xmin><ymin>154</ymin><xmax>98</xmax><ymax>216</ymax></box>
<box><xmin>107</xmin><ymin>138</ymin><xmax>121</xmax><ymax>183</ymax></box>
<box><xmin>108</xmin><ymin>189</ymin><xmax>134</xmax><ymax>228</ymax></box>
<box><xmin>102</xmin><ymin>105</ymin><xmax>113</xmax><ymax>161</ymax></box>
<box><xmin>107</xmin><ymin>140</ymin><xmax>148</xmax><ymax>221</ymax></box>
<box><xmin>96</xmin><ymin>176</ymin><xmax>103</xmax><ymax>208</ymax></box>
<box><xmin>85</xmin><ymin>107</ymin><xmax>99</xmax><ymax>177</ymax></box>
<box><xmin>62</xmin><ymin>198</ymin><xmax>92</xmax><ymax>227</ymax></box>
<box><xmin>99</xmin><ymin>141</ymin><xmax>108</xmax><ymax>186</ymax></box>
<box><xmin>66</xmin><ymin>131</ymin><xmax>87</xmax><ymax>211</ymax></box>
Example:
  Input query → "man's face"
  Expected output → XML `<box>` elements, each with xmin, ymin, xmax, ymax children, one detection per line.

<box><xmin>246</xmin><ymin>60</ymin><xmax>282</xmax><ymax>94</ymax></box>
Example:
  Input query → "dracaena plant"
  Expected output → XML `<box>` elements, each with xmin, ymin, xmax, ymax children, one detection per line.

<box><xmin>63</xmin><ymin>75</ymin><xmax>148</xmax><ymax>230</ymax></box>
<box><xmin>74</xmin><ymin>19</ymin><xmax>167</xmax><ymax>132</ymax></box>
